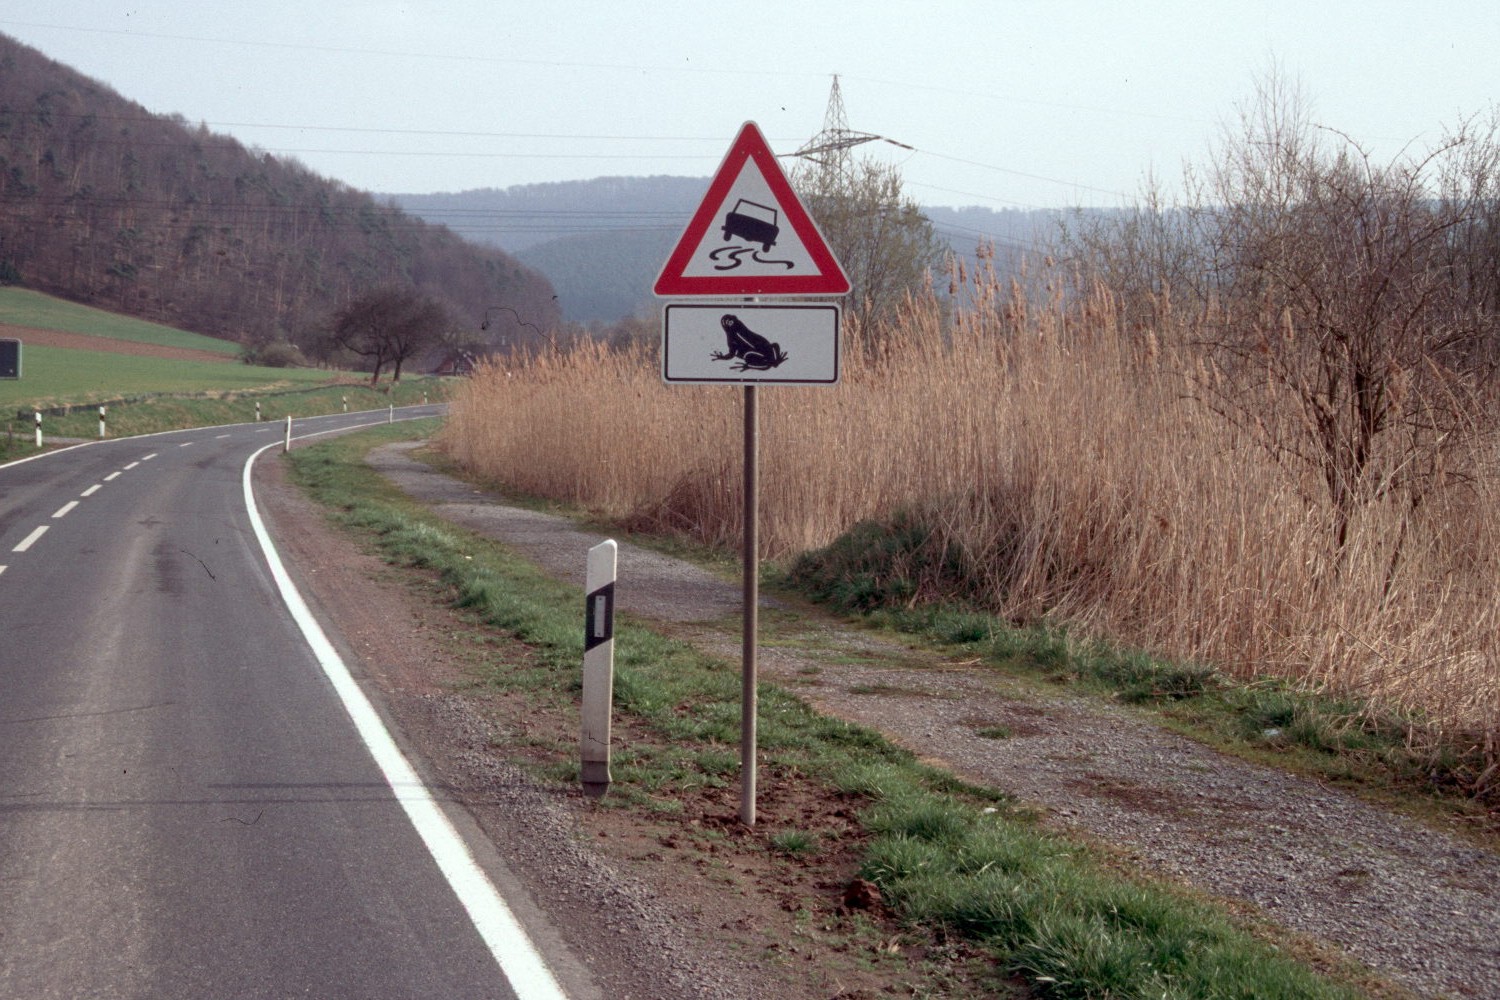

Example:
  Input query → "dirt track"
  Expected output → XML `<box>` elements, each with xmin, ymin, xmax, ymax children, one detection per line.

<box><xmin>0</xmin><ymin>323</ymin><xmax>237</xmax><ymax>363</ymax></box>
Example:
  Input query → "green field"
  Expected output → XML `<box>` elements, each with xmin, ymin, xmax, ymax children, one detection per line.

<box><xmin>0</xmin><ymin>288</ymin><xmax>444</xmax><ymax>453</ymax></box>
<box><xmin>0</xmin><ymin>344</ymin><xmax>335</xmax><ymax>412</ymax></box>
<box><xmin>0</xmin><ymin>287</ymin><xmax>240</xmax><ymax>356</ymax></box>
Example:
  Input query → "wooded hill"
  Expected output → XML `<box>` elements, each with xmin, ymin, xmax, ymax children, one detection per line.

<box><xmin>0</xmin><ymin>33</ymin><xmax>558</xmax><ymax>349</ymax></box>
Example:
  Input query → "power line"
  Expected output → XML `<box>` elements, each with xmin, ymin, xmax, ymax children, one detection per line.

<box><xmin>0</xmin><ymin>18</ymin><xmax>825</xmax><ymax>80</ymax></box>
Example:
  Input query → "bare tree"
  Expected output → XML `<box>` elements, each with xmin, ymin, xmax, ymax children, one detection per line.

<box><xmin>1061</xmin><ymin>76</ymin><xmax>1500</xmax><ymax>580</ymax></box>
<box><xmin>1201</xmin><ymin>90</ymin><xmax>1498</xmax><ymax>570</ymax></box>
<box><xmin>794</xmin><ymin>158</ymin><xmax>945</xmax><ymax>352</ymax></box>
<box><xmin>328</xmin><ymin>286</ymin><xmax>451</xmax><ymax>385</ymax></box>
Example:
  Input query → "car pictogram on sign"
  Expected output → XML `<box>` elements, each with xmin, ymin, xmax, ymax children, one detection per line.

<box><xmin>721</xmin><ymin>199</ymin><xmax>780</xmax><ymax>252</ymax></box>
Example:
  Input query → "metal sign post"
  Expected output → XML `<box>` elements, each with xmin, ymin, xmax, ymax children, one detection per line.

<box><xmin>740</xmin><ymin>386</ymin><xmax>759</xmax><ymax>826</ymax></box>
<box><xmin>655</xmin><ymin>121</ymin><xmax>849</xmax><ymax>828</ymax></box>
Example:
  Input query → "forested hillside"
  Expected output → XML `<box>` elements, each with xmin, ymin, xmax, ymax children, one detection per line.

<box><xmin>0</xmin><ymin>34</ymin><xmax>558</xmax><ymax>347</ymax></box>
<box><xmin>394</xmin><ymin>176</ymin><xmax>703</xmax><ymax>323</ymax></box>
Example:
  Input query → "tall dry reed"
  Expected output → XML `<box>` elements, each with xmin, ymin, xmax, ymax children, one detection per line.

<box><xmin>440</xmin><ymin>274</ymin><xmax>1499</xmax><ymax>783</ymax></box>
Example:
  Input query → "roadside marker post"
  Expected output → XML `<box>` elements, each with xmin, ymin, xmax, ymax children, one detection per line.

<box><xmin>581</xmin><ymin>539</ymin><xmax>617</xmax><ymax>797</ymax></box>
<box><xmin>98</xmin><ymin>406</ymin><xmax>107</xmax><ymax>439</ymax></box>
<box><xmin>654</xmin><ymin>121</ymin><xmax>849</xmax><ymax>827</ymax></box>
<box><xmin>0</xmin><ymin>338</ymin><xmax>20</xmax><ymax>379</ymax></box>
<box><xmin>255</xmin><ymin>401</ymin><xmax>262</xmax><ymax>422</ymax></box>
<box><xmin>283</xmin><ymin>414</ymin><xmax>292</xmax><ymax>454</ymax></box>
<box><xmin>33</xmin><ymin>411</ymin><xmax>40</xmax><ymax>449</ymax></box>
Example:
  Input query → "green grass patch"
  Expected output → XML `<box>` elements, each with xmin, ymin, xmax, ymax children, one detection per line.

<box><xmin>0</xmin><ymin>343</ymin><xmax>333</xmax><ymax>412</ymax></box>
<box><xmin>0</xmin><ymin>287</ymin><xmax>240</xmax><ymax>355</ymax></box>
<box><xmin>0</xmin><ymin>287</ymin><xmax>447</xmax><ymax>440</ymax></box>
<box><xmin>788</xmin><ymin>515</ymin><xmax>1493</xmax><ymax>812</ymax></box>
<box><xmin>286</xmin><ymin>427</ymin><xmax>1378</xmax><ymax>1000</ymax></box>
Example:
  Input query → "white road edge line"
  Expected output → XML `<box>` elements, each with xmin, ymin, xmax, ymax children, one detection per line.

<box><xmin>52</xmin><ymin>501</ymin><xmax>79</xmax><ymax>519</ymax></box>
<box><xmin>12</xmin><ymin>526</ymin><xmax>48</xmax><ymax>552</ymax></box>
<box><xmin>241</xmin><ymin>443</ymin><xmax>568</xmax><ymax>1000</ymax></box>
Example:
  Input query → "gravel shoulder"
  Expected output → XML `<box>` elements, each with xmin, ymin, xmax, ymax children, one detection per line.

<box><xmin>262</xmin><ymin>440</ymin><xmax>1500</xmax><ymax>1000</ymax></box>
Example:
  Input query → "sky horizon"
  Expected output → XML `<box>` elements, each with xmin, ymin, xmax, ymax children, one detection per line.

<box><xmin>1</xmin><ymin>3</ymin><xmax>1496</xmax><ymax>212</ymax></box>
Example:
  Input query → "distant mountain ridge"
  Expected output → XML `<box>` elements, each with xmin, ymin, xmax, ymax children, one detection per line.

<box><xmin>391</xmin><ymin>179</ymin><xmax>1066</xmax><ymax>324</ymax></box>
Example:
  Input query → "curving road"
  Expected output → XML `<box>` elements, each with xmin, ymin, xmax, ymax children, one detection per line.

<box><xmin>0</xmin><ymin>408</ymin><xmax>575</xmax><ymax>999</ymax></box>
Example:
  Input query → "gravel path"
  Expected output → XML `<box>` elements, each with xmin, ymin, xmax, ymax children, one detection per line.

<box><xmin>371</xmin><ymin>442</ymin><xmax>1500</xmax><ymax>1000</ymax></box>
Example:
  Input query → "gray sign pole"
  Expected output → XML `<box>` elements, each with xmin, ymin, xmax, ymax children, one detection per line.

<box><xmin>741</xmin><ymin>384</ymin><xmax>759</xmax><ymax>827</ymax></box>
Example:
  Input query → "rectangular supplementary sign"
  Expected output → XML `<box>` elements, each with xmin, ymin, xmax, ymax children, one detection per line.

<box><xmin>662</xmin><ymin>302</ymin><xmax>840</xmax><ymax>386</ymax></box>
<box><xmin>0</xmin><ymin>338</ymin><xmax>19</xmax><ymax>379</ymax></box>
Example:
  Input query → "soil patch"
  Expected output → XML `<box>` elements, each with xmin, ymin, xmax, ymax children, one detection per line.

<box><xmin>0</xmin><ymin>322</ymin><xmax>237</xmax><ymax>363</ymax></box>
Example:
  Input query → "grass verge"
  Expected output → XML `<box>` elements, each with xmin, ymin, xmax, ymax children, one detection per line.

<box><xmin>285</xmin><ymin>426</ymin><xmax>1383</xmax><ymax>1000</ymax></box>
<box><xmin>788</xmin><ymin>527</ymin><xmax>1500</xmax><ymax>830</ymax></box>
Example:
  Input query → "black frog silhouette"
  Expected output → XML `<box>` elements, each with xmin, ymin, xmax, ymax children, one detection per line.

<box><xmin>711</xmin><ymin>314</ymin><xmax>788</xmax><ymax>371</ymax></box>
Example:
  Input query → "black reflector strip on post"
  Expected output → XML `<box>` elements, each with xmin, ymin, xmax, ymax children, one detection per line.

<box><xmin>585</xmin><ymin>582</ymin><xmax>614</xmax><ymax>652</ymax></box>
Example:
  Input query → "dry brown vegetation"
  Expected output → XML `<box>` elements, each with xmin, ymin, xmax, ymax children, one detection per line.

<box><xmin>442</xmin><ymin>86</ymin><xmax>1500</xmax><ymax>795</ymax></box>
<box><xmin>441</xmin><ymin>275</ymin><xmax>1496</xmax><ymax>787</ymax></box>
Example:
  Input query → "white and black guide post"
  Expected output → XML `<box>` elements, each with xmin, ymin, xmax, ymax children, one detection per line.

<box><xmin>654</xmin><ymin>121</ymin><xmax>849</xmax><ymax>827</ymax></box>
<box><xmin>581</xmin><ymin>539</ymin><xmax>617</xmax><ymax>796</ymax></box>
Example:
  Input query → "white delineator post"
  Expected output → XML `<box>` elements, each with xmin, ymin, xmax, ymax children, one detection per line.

<box><xmin>33</xmin><ymin>411</ymin><xmax>41</xmax><ymax>448</ymax></box>
<box><xmin>283</xmin><ymin>414</ymin><xmax>292</xmax><ymax>454</ymax></box>
<box><xmin>98</xmin><ymin>406</ymin><xmax>107</xmax><ymax>439</ymax></box>
<box><xmin>581</xmin><ymin>539</ymin><xmax>617</xmax><ymax>796</ymax></box>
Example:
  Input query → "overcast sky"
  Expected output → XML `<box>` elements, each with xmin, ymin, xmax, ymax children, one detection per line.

<box><xmin>2</xmin><ymin>2</ymin><xmax>1496</xmax><ymax>210</ymax></box>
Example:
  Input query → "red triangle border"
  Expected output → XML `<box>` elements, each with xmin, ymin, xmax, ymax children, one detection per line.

<box><xmin>654</xmin><ymin>122</ymin><xmax>850</xmax><ymax>297</ymax></box>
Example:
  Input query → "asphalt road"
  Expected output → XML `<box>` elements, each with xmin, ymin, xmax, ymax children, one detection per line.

<box><xmin>0</xmin><ymin>408</ymin><xmax>571</xmax><ymax>999</ymax></box>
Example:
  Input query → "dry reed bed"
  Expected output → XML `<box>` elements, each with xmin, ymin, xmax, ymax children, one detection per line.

<box><xmin>440</xmin><ymin>284</ymin><xmax>1499</xmax><ymax>781</ymax></box>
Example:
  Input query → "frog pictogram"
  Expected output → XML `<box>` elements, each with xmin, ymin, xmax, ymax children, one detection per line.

<box><xmin>711</xmin><ymin>314</ymin><xmax>789</xmax><ymax>371</ymax></box>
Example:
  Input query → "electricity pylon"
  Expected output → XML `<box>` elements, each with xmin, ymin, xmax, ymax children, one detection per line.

<box><xmin>790</xmin><ymin>75</ymin><xmax>913</xmax><ymax>183</ymax></box>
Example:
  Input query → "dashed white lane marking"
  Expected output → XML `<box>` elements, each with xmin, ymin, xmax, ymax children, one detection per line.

<box><xmin>52</xmin><ymin>501</ymin><xmax>79</xmax><ymax>519</ymax></box>
<box><xmin>123</xmin><ymin>461</ymin><xmax>140</xmax><ymax>470</ymax></box>
<box><xmin>179</xmin><ymin>442</ymin><xmax>194</xmax><ymax>448</ymax></box>
<box><xmin>215</xmin><ymin>434</ymin><xmax>231</xmax><ymax>440</ymax></box>
<box><xmin>12</xmin><ymin>526</ymin><xmax>48</xmax><ymax>552</ymax></box>
<box><xmin>0</xmin><ymin>565</ymin><xmax>7</xmax><ymax>577</ymax></box>
<box><xmin>141</xmin><ymin>453</ymin><xmax>158</xmax><ymax>461</ymax></box>
<box><xmin>104</xmin><ymin>472</ymin><xmax>121</xmax><ymax>481</ymax></box>
<box><xmin>242</xmin><ymin>442</ymin><xmax>569</xmax><ymax>1000</ymax></box>
<box><xmin>80</xmin><ymin>485</ymin><xmax>101</xmax><ymax>497</ymax></box>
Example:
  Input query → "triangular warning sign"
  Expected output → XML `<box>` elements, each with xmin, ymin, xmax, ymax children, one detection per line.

<box><xmin>654</xmin><ymin>121</ymin><xmax>850</xmax><ymax>297</ymax></box>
